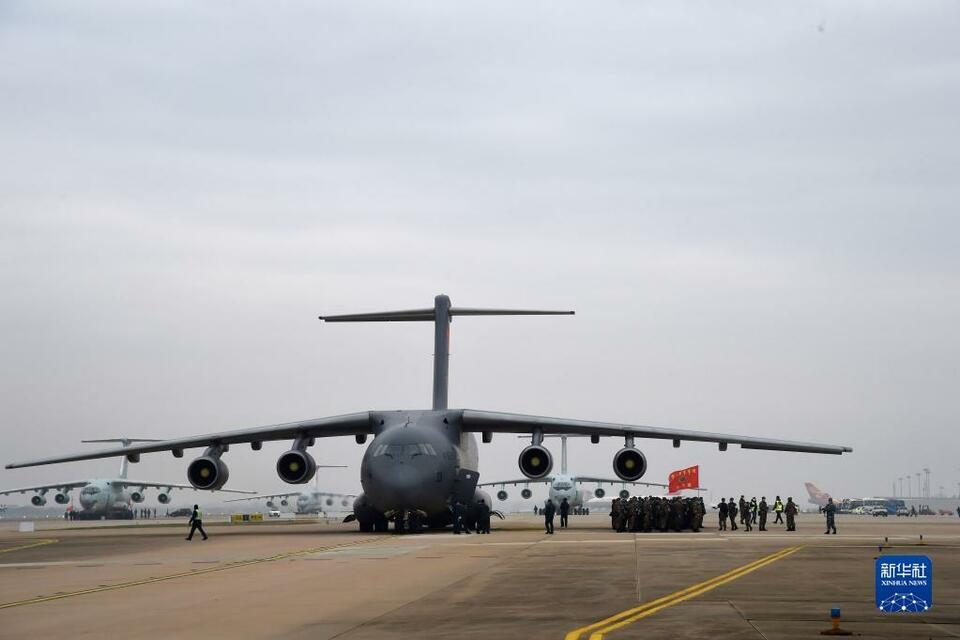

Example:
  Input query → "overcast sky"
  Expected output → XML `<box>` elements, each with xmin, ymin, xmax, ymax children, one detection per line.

<box><xmin>1</xmin><ymin>1</ymin><xmax>958</xmax><ymax>507</ymax></box>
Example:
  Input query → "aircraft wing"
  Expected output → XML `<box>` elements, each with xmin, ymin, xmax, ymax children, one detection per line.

<box><xmin>477</xmin><ymin>478</ymin><xmax>552</xmax><ymax>488</ymax></box>
<box><xmin>0</xmin><ymin>480</ymin><xmax>91</xmax><ymax>495</ymax></box>
<box><xmin>573</xmin><ymin>476</ymin><xmax>668</xmax><ymax>488</ymax></box>
<box><xmin>118</xmin><ymin>480</ymin><xmax>256</xmax><ymax>495</ymax></box>
<box><xmin>5</xmin><ymin>412</ymin><xmax>374</xmax><ymax>469</ymax></box>
<box><xmin>224</xmin><ymin>492</ymin><xmax>301</xmax><ymax>503</ymax></box>
<box><xmin>460</xmin><ymin>410</ymin><xmax>852</xmax><ymax>455</ymax></box>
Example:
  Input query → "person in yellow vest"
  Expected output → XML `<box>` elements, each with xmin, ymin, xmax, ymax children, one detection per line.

<box><xmin>186</xmin><ymin>504</ymin><xmax>208</xmax><ymax>541</ymax></box>
<box><xmin>773</xmin><ymin>495</ymin><xmax>785</xmax><ymax>525</ymax></box>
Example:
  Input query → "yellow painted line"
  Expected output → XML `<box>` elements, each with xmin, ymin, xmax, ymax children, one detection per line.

<box><xmin>0</xmin><ymin>536</ymin><xmax>381</xmax><ymax>610</ymax></box>
<box><xmin>0</xmin><ymin>539</ymin><xmax>58</xmax><ymax>555</ymax></box>
<box><xmin>565</xmin><ymin>545</ymin><xmax>803</xmax><ymax>640</ymax></box>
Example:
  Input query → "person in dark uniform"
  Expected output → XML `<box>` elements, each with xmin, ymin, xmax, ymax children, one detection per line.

<box><xmin>559</xmin><ymin>497</ymin><xmax>570</xmax><ymax>529</ymax></box>
<box><xmin>476</xmin><ymin>499</ymin><xmax>491</xmax><ymax>534</ymax></box>
<box><xmin>728</xmin><ymin>498</ymin><xmax>738</xmax><ymax>531</ymax></box>
<box><xmin>758</xmin><ymin>497</ymin><xmax>768</xmax><ymax>531</ymax></box>
<box><xmin>718</xmin><ymin>498</ymin><xmax>728</xmax><ymax>530</ymax></box>
<box><xmin>543</xmin><ymin>499</ymin><xmax>556</xmax><ymax>534</ymax></box>
<box><xmin>824</xmin><ymin>497</ymin><xmax>837</xmax><ymax>534</ymax></box>
<box><xmin>742</xmin><ymin>500</ymin><xmax>753</xmax><ymax>531</ymax></box>
<box><xmin>186</xmin><ymin>504</ymin><xmax>207</xmax><ymax>541</ymax></box>
<box><xmin>452</xmin><ymin>500</ymin><xmax>471</xmax><ymax>534</ymax></box>
<box><xmin>785</xmin><ymin>497</ymin><xmax>798</xmax><ymax>531</ymax></box>
<box><xmin>773</xmin><ymin>496</ymin><xmax>784</xmax><ymax>525</ymax></box>
<box><xmin>739</xmin><ymin>495</ymin><xmax>747</xmax><ymax>525</ymax></box>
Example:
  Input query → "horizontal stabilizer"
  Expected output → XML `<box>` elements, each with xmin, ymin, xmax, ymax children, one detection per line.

<box><xmin>320</xmin><ymin>307</ymin><xmax>573</xmax><ymax>322</ymax></box>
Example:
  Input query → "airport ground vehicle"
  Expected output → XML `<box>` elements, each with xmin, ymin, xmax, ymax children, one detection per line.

<box><xmin>268</xmin><ymin>510</ymin><xmax>281</xmax><ymax>518</ymax></box>
<box><xmin>866</xmin><ymin>505</ymin><xmax>888</xmax><ymax>517</ymax></box>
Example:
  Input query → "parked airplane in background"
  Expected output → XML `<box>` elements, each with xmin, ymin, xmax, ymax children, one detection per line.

<box><xmin>226</xmin><ymin>469</ymin><xmax>356</xmax><ymax>514</ymax></box>
<box><xmin>480</xmin><ymin>435</ymin><xmax>666</xmax><ymax>509</ymax></box>
<box><xmin>0</xmin><ymin>439</ymin><xmax>255</xmax><ymax>519</ymax></box>
<box><xmin>6</xmin><ymin>295</ymin><xmax>852</xmax><ymax>533</ymax></box>
<box><xmin>805</xmin><ymin>482</ymin><xmax>833</xmax><ymax>508</ymax></box>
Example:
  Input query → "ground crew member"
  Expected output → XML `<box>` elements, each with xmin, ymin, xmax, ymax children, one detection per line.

<box><xmin>559</xmin><ymin>497</ymin><xmax>570</xmax><ymax>528</ymax></box>
<box><xmin>758</xmin><ymin>497</ymin><xmax>768</xmax><ymax>531</ymax></box>
<box><xmin>824</xmin><ymin>497</ymin><xmax>837</xmax><ymax>534</ymax></box>
<box><xmin>773</xmin><ymin>495</ymin><xmax>784</xmax><ymax>524</ymax></box>
<box><xmin>743</xmin><ymin>500</ymin><xmax>753</xmax><ymax>532</ymax></box>
<box><xmin>718</xmin><ymin>498</ymin><xmax>728</xmax><ymax>530</ymax></box>
<box><xmin>543</xmin><ymin>499</ymin><xmax>556</xmax><ymax>534</ymax></box>
<box><xmin>738</xmin><ymin>495</ymin><xmax>747</xmax><ymax>525</ymax></box>
<box><xmin>476</xmin><ymin>499</ymin><xmax>491</xmax><ymax>534</ymax></box>
<box><xmin>728</xmin><ymin>498</ymin><xmax>738</xmax><ymax>530</ymax></box>
<box><xmin>186</xmin><ymin>504</ymin><xmax>207</xmax><ymax>541</ymax></box>
<box><xmin>785</xmin><ymin>497</ymin><xmax>798</xmax><ymax>531</ymax></box>
<box><xmin>452</xmin><ymin>500</ymin><xmax>470</xmax><ymax>534</ymax></box>
<box><xmin>750</xmin><ymin>497</ymin><xmax>758</xmax><ymax>525</ymax></box>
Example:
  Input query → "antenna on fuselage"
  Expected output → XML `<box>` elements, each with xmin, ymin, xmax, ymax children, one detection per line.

<box><xmin>82</xmin><ymin>438</ymin><xmax>162</xmax><ymax>479</ymax></box>
<box><xmin>320</xmin><ymin>294</ymin><xmax>574</xmax><ymax>410</ymax></box>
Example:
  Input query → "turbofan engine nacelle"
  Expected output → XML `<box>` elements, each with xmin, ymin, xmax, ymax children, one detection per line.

<box><xmin>619</xmin><ymin>489</ymin><xmax>630</xmax><ymax>500</ymax></box>
<box><xmin>157</xmin><ymin>492</ymin><xmax>170</xmax><ymax>505</ymax></box>
<box><xmin>54</xmin><ymin>492</ymin><xmax>70</xmax><ymax>505</ymax></box>
<box><xmin>612</xmin><ymin>447</ymin><xmax>647</xmax><ymax>482</ymax></box>
<box><xmin>266</xmin><ymin>500</ymin><xmax>275</xmax><ymax>508</ymax></box>
<box><xmin>187</xmin><ymin>455</ymin><xmax>230</xmax><ymax>491</ymax></box>
<box><xmin>280</xmin><ymin>499</ymin><xmax>289</xmax><ymax>507</ymax></box>
<box><xmin>520</xmin><ymin>488</ymin><xmax>532</xmax><ymax>499</ymax></box>
<box><xmin>130</xmin><ymin>491</ymin><xmax>145</xmax><ymax>503</ymax></box>
<box><xmin>277</xmin><ymin>450</ymin><xmax>317</xmax><ymax>485</ymax></box>
<box><xmin>594</xmin><ymin>487</ymin><xmax>606</xmax><ymax>499</ymax></box>
<box><xmin>518</xmin><ymin>445</ymin><xmax>553</xmax><ymax>479</ymax></box>
<box><xmin>31</xmin><ymin>495</ymin><xmax>47</xmax><ymax>507</ymax></box>
<box><xmin>496</xmin><ymin>490</ymin><xmax>508</xmax><ymax>501</ymax></box>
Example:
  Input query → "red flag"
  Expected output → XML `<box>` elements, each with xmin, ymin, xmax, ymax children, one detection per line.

<box><xmin>668</xmin><ymin>465</ymin><xmax>700</xmax><ymax>494</ymax></box>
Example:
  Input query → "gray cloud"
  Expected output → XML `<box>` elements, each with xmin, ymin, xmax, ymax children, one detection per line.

<box><xmin>1</xmin><ymin>1</ymin><xmax>958</xmax><ymax>504</ymax></box>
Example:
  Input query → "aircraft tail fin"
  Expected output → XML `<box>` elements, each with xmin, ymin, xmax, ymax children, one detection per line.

<box><xmin>320</xmin><ymin>295</ymin><xmax>573</xmax><ymax>410</ymax></box>
<box><xmin>82</xmin><ymin>438</ymin><xmax>162</xmax><ymax>479</ymax></box>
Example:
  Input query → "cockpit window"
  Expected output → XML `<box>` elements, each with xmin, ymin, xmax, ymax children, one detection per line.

<box><xmin>373</xmin><ymin>443</ymin><xmax>438</xmax><ymax>458</ymax></box>
<box><xmin>81</xmin><ymin>486</ymin><xmax>101</xmax><ymax>495</ymax></box>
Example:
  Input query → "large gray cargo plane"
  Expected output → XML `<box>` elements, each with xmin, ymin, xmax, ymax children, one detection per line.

<box><xmin>6</xmin><ymin>295</ymin><xmax>852</xmax><ymax>532</ymax></box>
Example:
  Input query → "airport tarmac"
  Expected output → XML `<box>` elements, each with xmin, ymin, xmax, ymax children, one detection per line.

<box><xmin>0</xmin><ymin>514</ymin><xmax>957</xmax><ymax>639</ymax></box>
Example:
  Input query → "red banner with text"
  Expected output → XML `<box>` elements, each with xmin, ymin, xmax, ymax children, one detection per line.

<box><xmin>668</xmin><ymin>465</ymin><xmax>700</xmax><ymax>494</ymax></box>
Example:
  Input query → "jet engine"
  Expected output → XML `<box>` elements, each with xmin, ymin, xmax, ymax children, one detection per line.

<box><xmin>130</xmin><ymin>491</ymin><xmax>145</xmax><ymax>503</ymax></box>
<box><xmin>496</xmin><ymin>490</ymin><xmax>508</xmax><ymax>501</ymax></box>
<box><xmin>157</xmin><ymin>492</ymin><xmax>170</xmax><ymax>505</ymax></box>
<box><xmin>54</xmin><ymin>492</ymin><xmax>70</xmax><ymax>505</ymax></box>
<box><xmin>31</xmin><ymin>495</ymin><xmax>47</xmax><ymax>507</ymax></box>
<box><xmin>187</xmin><ymin>455</ymin><xmax>230</xmax><ymax>490</ymax></box>
<box><xmin>276</xmin><ymin>449</ymin><xmax>317</xmax><ymax>484</ymax></box>
<box><xmin>280</xmin><ymin>499</ymin><xmax>289</xmax><ymax>507</ymax></box>
<box><xmin>594</xmin><ymin>487</ymin><xmax>606</xmax><ymax>499</ymax></box>
<box><xmin>266</xmin><ymin>500</ymin><xmax>276</xmax><ymax>508</ymax></box>
<box><xmin>520</xmin><ymin>488</ymin><xmax>532</xmax><ymax>499</ymax></box>
<box><xmin>619</xmin><ymin>489</ymin><xmax>630</xmax><ymax>500</ymax></box>
<box><xmin>341</xmin><ymin>498</ymin><xmax>350</xmax><ymax>507</ymax></box>
<box><xmin>518</xmin><ymin>444</ymin><xmax>553</xmax><ymax>479</ymax></box>
<box><xmin>612</xmin><ymin>447</ymin><xmax>647</xmax><ymax>482</ymax></box>
<box><xmin>326</xmin><ymin>497</ymin><xmax>334</xmax><ymax>506</ymax></box>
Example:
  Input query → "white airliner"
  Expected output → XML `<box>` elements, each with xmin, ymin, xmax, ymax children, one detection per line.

<box><xmin>225</xmin><ymin>468</ymin><xmax>356</xmax><ymax>514</ymax></box>
<box><xmin>0</xmin><ymin>439</ymin><xmax>255</xmax><ymax>519</ymax></box>
<box><xmin>480</xmin><ymin>436</ymin><xmax>667</xmax><ymax>509</ymax></box>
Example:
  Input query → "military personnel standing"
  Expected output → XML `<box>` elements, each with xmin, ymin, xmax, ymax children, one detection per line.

<box><xmin>824</xmin><ymin>497</ymin><xmax>837</xmax><ymax>534</ymax></box>
<box><xmin>758</xmin><ymin>497</ymin><xmax>768</xmax><ymax>531</ymax></box>
<box><xmin>543</xmin><ymin>499</ymin><xmax>556</xmax><ymax>534</ymax></box>
<box><xmin>718</xmin><ymin>498</ymin><xmax>728</xmax><ymax>530</ymax></box>
<box><xmin>739</xmin><ymin>495</ymin><xmax>747</xmax><ymax>526</ymax></box>
<box><xmin>610</xmin><ymin>498</ymin><xmax>620</xmax><ymax>531</ymax></box>
<box><xmin>750</xmin><ymin>497</ymin><xmax>759</xmax><ymax>525</ymax></box>
<box><xmin>692</xmin><ymin>497</ymin><xmax>704</xmax><ymax>532</ymax></box>
<box><xmin>728</xmin><ymin>498</ymin><xmax>739</xmax><ymax>531</ymax></box>
<box><xmin>773</xmin><ymin>496</ymin><xmax>784</xmax><ymax>525</ymax></box>
<box><xmin>743</xmin><ymin>500</ymin><xmax>753</xmax><ymax>531</ymax></box>
<box><xmin>559</xmin><ymin>497</ymin><xmax>570</xmax><ymax>529</ymax></box>
<box><xmin>785</xmin><ymin>497</ymin><xmax>798</xmax><ymax>531</ymax></box>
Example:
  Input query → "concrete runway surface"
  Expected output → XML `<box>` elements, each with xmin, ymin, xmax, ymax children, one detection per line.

<box><xmin>0</xmin><ymin>514</ymin><xmax>957</xmax><ymax>639</ymax></box>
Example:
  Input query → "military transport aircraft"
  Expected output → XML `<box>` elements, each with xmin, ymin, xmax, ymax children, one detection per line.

<box><xmin>6</xmin><ymin>295</ymin><xmax>852</xmax><ymax>532</ymax></box>
<box><xmin>480</xmin><ymin>435</ymin><xmax>668</xmax><ymax>510</ymax></box>
<box><xmin>225</xmin><ymin>469</ymin><xmax>356</xmax><ymax>514</ymax></box>
<box><xmin>1</xmin><ymin>438</ymin><xmax>255</xmax><ymax>519</ymax></box>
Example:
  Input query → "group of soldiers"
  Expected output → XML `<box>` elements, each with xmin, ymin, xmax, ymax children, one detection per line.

<box><xmin>609</xmin><ymin>496</ymin><xmax>707</xmax><ymax>532</ymax></box>
<box><xmin>718</xmin><ymin>495</ymin><xmax>799</xmax><ymax>532</ymax></box>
